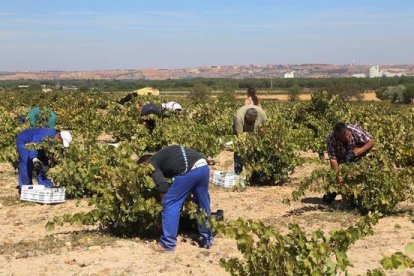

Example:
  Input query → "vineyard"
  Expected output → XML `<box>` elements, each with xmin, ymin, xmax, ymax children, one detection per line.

<box><xmin>0</xmin><ymin>90</ymin><xmax>413</xmax><ymax>275</ymax></box>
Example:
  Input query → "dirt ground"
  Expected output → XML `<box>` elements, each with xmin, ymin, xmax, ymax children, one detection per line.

<box><xmin>1</xmin><ymin>151</ymin><xmax>414</xmax><ymax>276</ymax></box>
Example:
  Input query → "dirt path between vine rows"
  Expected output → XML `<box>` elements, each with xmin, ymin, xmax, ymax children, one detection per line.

<box><xmin>1</xmin><ymin>152</ymin><xmax>413</xmax><ymax>275</ymax></box>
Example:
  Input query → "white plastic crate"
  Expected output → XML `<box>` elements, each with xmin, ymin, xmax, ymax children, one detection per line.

<box><xmin>20</xmin><ymin>185</ymin><xmax>66</xmax><ymax>204</ymax></box>
<box><xmin>212</xmin><ymin>171</ymin><xmax>245</xmax><ymax>188</ymax></box>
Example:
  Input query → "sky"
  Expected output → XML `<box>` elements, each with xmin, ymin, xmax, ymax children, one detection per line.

<box><xmin>0</xmin><ymin>0</ymin><xmax>413</xmax><ymax>71</ymax></box>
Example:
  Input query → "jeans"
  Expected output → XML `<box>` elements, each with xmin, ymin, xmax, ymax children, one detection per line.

<box><xmin>160</xmin><ymin>165</ymin><xmax>213</xmax><ymax>250</ymax></box>
<box><xmin>18</xmin><ymin>147</ymin><xmax>53</xmax><ymax>187</ymax></box>
<box><xmin>234</xmin><ymin>152</ymin><xmax>243</xmax><ymax>175</ymax></box>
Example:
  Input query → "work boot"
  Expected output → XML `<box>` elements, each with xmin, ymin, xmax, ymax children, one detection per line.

<box><xmin>150</xmin><ymin>242</ymin><xmax>174</xmax><ymax>253</ymax></box>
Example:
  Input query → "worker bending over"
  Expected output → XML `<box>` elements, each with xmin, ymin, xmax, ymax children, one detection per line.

<box><xmin>323</xmin><ymin>123</ymin><xmax>375</xmax><ymax>204</ymax></box>
<box><xmin>233</xmin><ymin>105</ymin><xmax>267</xmax><ymax>174</ymax></box>
<box><xmin>138</xmin><ymin>145</ymin><xmax>213</xmax><ymax>252</ymax></box>
<box><xmin>16</xmin><ymin>128</ymin><xmax>72</xmax><ymax>190</ymax></box>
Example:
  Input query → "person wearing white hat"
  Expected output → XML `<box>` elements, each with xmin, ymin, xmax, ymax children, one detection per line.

<box><xmin>162</xmin><ymin>101</ymin><xmax>182</xmax><ymax>113</ymax></box>
<box><xmin>16</xmin><ymin>128</ymin><xmax>73</xmax><ymax>191</ymax></box>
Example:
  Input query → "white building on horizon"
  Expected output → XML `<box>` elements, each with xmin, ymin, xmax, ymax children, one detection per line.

<box><xmin>284</xmin><ymin>71</ymin><xmax>295</xmax><ymax>78</ymax></box>
<box><xmin>352</xmin><ymin>73</ymin><xmax>367</xmax><ymax>78</ymax></box>
<box><xmin>369</xmin><ymin>66</ymin><xmax>382</xmax><ymax>78</ymax></box>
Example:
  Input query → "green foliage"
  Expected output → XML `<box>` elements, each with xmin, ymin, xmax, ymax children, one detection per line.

<box><xmin>218</xmin><ymin>85</ymin><xmax>237</xmax><ymax>102</ymax></box>
<box><xmin>234</xmin><ymin>121</ymin><xmax>300</xmax><ymax>185</ymax></box>
<box><xmin>47</xmin><ymin>144</ymin><xmax>162</xmax><ymax>236</ymax></box>
<box><xmin>403</xmin><ymin>84</ymin><xmax>414</xmax><ymax>104</ymax></box>
<box><xmin>219</xmin><ymin>213</ymin><xmax>380</xmax><ymax>276</ymax></box>
<box><xmin>293</xmin><ymin>149</ymin><xmax>414</xmax><ymax>213</ymax></box>
<box><xmin>288</xmin><ymin>84</ymin><xmax>300</xmax><ymax>101</ymax></box>
<box><xmin>376</xmin><ymin>85</ymin><xmax>405</xmax><ymax>103</ymax></box>
<box><xmin>292</xmin><ymin>91</ymin><xmax>343</xmax><ymax>156</ymax></box>
<box><xmin>189</xmin><ymin>83</ymin><xmax>212</xmax><ymax>103</ymax></box>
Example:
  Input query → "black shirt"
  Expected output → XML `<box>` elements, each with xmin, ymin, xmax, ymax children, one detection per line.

<box><xmin>118</xmin><ymin>93</ymin><xmax>138</xmax><ymax>105</ymax></box>
<box><xmin>141</xmin><ymin>103</ymin><xmax>162</xmax><ymax>117</ymax></box>
<box><xmin>149</xmin><ymin>145</ymin><xmax>205</xmax><ymax>192</ymax></box>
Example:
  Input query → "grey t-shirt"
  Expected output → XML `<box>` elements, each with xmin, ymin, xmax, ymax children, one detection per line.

<box><xmin>233</xmin><ymin>105</ymin><xmax>267</xmax><ymax>135</ymax></box>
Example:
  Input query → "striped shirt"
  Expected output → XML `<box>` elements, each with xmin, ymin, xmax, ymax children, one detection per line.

<box><xmin>327</xmin><ymin>124</ymin><xmax>373</xmax><ymax>163</ymax></box>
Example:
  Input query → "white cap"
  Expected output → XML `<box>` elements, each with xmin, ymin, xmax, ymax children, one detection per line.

<box><xmin>60</xmin><ymin>131</ymin><xmax>73</xmax><ymax>148</ymax></box>
<box><xmin>164</xmin><ymin>101</ymin><xmax>182</xmax><ymax>111</ymax></box>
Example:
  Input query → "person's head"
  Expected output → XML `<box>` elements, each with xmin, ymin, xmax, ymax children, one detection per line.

<box><xmin>141</xmin><ymin>118</ymin><xmax>156</xmax><ymax>132</ymax></box>
<box><xmin>333</xmin><ymin>123</ymin><xmax>351</xmax><ymax>143</ymax></box>
<box><xmin>244</xmin><ymin>108</ymin><xmax>258</xmax><ymax>125</ymax></box>
<box><xmin>247</xmin><ymin>87</ymin><xmax>259</xmax><ymax>105</ymax></box>
<box><xmin>55</xmin><ymin>130</ymin><xmax>73</xmax><ymax>147</ymax></box>
<box><xmin>137</xmin><ymin>154</ymin><xmax>154</xmax><ymax>165</ymax></box>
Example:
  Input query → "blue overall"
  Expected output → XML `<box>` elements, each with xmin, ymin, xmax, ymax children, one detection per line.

<box><xmin>16</xmin><ymin>128</ymin><xmax>56</xmax><ymax>187</ymax></box>
<box><xmin>160</xmin><ymin>165</ymin><xmax>213</xmax><ymax>250</ymax></box>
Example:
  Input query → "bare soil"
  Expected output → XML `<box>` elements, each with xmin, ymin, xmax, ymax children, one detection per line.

<box><xmin>1</xmin><ymin>152</ymin><xmax>413</xmax><ymax>275</ymax></box>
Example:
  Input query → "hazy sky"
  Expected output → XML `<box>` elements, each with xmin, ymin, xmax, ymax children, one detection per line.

<box><xmin>1</xmin><ymin>0</ymin><xmax>413</xmax><ymax>71</ymax></box>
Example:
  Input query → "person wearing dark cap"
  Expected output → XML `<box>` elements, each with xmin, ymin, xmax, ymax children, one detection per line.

<box><xmin>140</xmin><ymin>103</ymin><xmax>163</xmax><ymax>132</ymax></box>
<box><xmin>118</xmin><ymin>92</ymin><xmax>138</xmax><ymax>105</ymax></box>
<box><xmin>138</xmin><ymin>145</ymin><xmax>213</xmax><ymax>252</ymax></box>
<box><xmin>233</xmin><ymin>105</ymin><xmax>267</xmax><ymax>174</ymax></box>
<box><xmin>323</xmin><ymin>123</ymin><xmax>375</xmax><ymax>204</ymax></box>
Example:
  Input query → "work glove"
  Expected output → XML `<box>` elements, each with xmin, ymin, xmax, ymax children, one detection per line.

<box><xmin>32</xmin><ymin>158</ymin><xmax>43</xmax><ymax>171</ymax></box>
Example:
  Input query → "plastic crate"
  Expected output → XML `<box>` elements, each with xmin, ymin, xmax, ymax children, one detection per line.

<box><xmin>20</xmin><ymin>185</ymin><xmax>66</xmax><ymax>204</ymax></box>
<box><xmin>212</xmin><ymin>171</ymin><xmax>245</xmax><ymax>188</ymax></box>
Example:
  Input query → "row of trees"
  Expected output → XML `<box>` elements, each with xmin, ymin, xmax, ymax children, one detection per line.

<box><xmin>2</xmin><ymin>76</ymin><xmax>414</xmax><ymax>93</ymax></box>
<box><xmin>376</xmin><ymin>84</ymin><xmax>414</xmax><ymax>103</ymax></box>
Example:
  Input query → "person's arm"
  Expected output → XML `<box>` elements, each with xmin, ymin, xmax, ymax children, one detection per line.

<box><xmin>28</xmin><ymin>107</ymin><xmax>40</xmax><ymax>127</ymax></box>
<box><xmin>151</xmin><ymin>167</ymin><xmax>170</xmax><ymax>193</ymax></box>
<box><xmin>354</xmin><ymin>139</ymin><xmax>374</xmax><ymax>156</ymax></box>
<box><xmin>234</xmin><ymin>116</ymin><xmax>243</xmax><ymax>135</ymax></box>
<box><xmin>259</xmin><ymin>108</ymin><xmax>267</xmax><ymax>123</ymax></box>
<box><xmin>48</xmin><ymin>111</ymin><xmax>57</xmax><ymax>128</ymax></box>
<box><xmin>330</xmin><ymin>159</ymin><xmax>339</xmax><ymax>171</ymax></box>
<box><xmin>329</xmin><ymin>159</ymin><xmax>343</xmax><ymax>184</ymax></box>
<box><xmin>244</xmin><ymin>98</ymin><xmax>251</xmax><ymax>105</ymax></box>
<box><xmin>327</xmin><ymin>134</ymin><xmax>344</xmax><ymax>184</ymax></box>
<box><xmin>351</xmin><ymin>125</ymin><xmax>375</xmax><ymax>157</ymax></box>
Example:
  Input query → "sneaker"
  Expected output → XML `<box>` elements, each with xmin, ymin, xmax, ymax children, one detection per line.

<box><xmin>198</xmin><ymin>237</ymin><xmax>213</xmax><ymax>249</ymax></box>
<box><xmin>150</xmin><ymin>242</ymin><xmax>174</xmax><ymax>253</ymax></box>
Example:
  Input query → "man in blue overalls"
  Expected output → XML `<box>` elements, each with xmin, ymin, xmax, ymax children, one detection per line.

<box><xmin>138</xmin><ymin>145</ymin><xmax>213</xmax><ymax>252</ymax></box>
<box><xmin>16</xmin><ymin>128</ymin><xmax>72</xmax><ymax>190</ymax></box>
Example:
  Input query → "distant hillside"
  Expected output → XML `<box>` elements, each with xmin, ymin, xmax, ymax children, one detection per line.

<box><xmin>1</xmin><ymin>64</ymin><xmax>413</xmax><ymax>80</ymax></box>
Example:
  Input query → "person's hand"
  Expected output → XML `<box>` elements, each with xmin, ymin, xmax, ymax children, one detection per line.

<box><xmin>32</xmin><ymin>158</ymin><xmax>43</xmax><ymax>171</ymax></box>
<box><xmin>353</xmin><ymin>147</ymin><xmax>363</xmax><ymax>157</ymax></box>
<box><xmin>158</xmin><ymin>192</ymin><xmax>165</xmax><ymax>201</ymax></box>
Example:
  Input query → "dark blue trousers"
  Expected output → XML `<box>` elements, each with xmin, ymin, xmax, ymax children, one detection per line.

<box><xmin>18</xmin><ymin>146</ymin><xmax>53</xmax><ymax>187</ymax></box>
<box><xmin>160</xmin><ymin>165</ymin><xmax>213</xmax><ymax>250</ymax></box>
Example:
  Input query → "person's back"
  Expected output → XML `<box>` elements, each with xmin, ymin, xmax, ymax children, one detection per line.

<box><xmin>140</xmin><ymin>103</ymin><xmax>162</xmax><ymax>117</ymax></box>
<box><xmin>233</xmin><ymin>105</ymin><xmax>267</xmax><ymax>135</ymax></box>
<box><xmin>16</xmin><ymin>128</ymin><xmax>57</xmax><ymax>146</ymax></box>
<box><xmin>28</xmin><ymin>107</ymin><xmax>57</xmax><ymax>128</ymax></box>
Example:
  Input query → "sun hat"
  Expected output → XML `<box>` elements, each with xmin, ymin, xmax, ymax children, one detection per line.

<box><xmin>60</xmin><ymin>131</ymin><xmax>73</xmax><ymax>147</ymax></box>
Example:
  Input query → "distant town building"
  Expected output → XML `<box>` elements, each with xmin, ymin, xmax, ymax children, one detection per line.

<box><xmin>382</xmin><ymin>71</ymin><xmax>405</xmax><ymax>77</ymax></box>
<box><xmin>62</xmin><ymin>85</ymin><xmax>79</xmax><ymax>91</ymax></box>
<box><xmin>284</xmin><ymin>71</ymin><xmax>295</xmax><ymax>78</ymax></box>
<box><xmin>41</xmin><ymin>84</ymin><xmax>53</xmax><ymax>93</ymax></box>
<box><xmin>18</xmin><ymin>85</ymin><xmax>29</xmax><ymax>88</ymax></box>
<box><xmin>352</xmin><ymin>73</ymin><xmax>367</xmax><ymax>78</ymax></box>
<box><xmin>369</xmin><ymin>66</ymin><xmax>382</xmax><ymax>78</ymax></box>
<box><xmin>369</xmin><ymin>66</ymin><xmax>405</xmax><ymax>78</ymax></box>
<box><xmin>134</xmin><ymin>87</ymin><xmax>160</xmax><ymax>96</ymax></box>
